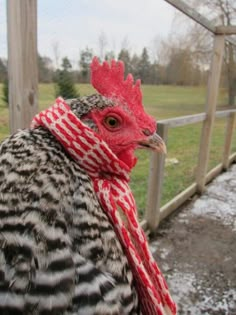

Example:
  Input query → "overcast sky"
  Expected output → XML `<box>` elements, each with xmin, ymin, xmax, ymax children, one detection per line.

<box><xmin>0</xmin><ymin>0</ymin><xmax>177</xmax><ymax>64</ymax></box>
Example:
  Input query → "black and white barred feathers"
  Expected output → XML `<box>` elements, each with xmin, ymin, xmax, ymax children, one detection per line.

<box><xmin>0</xmin><ymin>96</ymin><xmax>140</xmax><ymax>315</ymax></box>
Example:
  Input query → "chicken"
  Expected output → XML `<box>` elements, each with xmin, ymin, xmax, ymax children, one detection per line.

<box><xmin>0</xmin><ymin>57</ymin><xmax>176</xmax><ymax>315</ymax></box>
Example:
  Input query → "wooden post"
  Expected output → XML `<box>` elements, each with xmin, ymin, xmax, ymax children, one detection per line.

<box><xmin>222</xmin><ymin>113</ymin><xmax>236</xmax><ymax>169</ymax></box>
<box><xmin>196</xmin><ymin>35</ymin><xmax>225</xmax><ymax>193</ymax></box>
<box><xmin>145</xmin><ymin>123</ymin><xmax>168</xmax><ymax>233</ymax></box>
<box><xmin>7</xmin><ymin>0</ymin><xmax>38</xmax><ymax>134</ymax></box>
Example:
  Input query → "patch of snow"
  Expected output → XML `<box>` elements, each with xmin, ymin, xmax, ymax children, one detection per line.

<box><xmin>149</xmin><ymin>240</ymin><xmax>172</xmax><ymax>260</ymax></box>
<box><xmin>190</xmin><ymin>164</ymin><xmax>236</xmax><ymax>228</ymax></box>
<box><xmin>149</xmin><ymin>241</ymin><xmax>159</xmax><ymax>254</ymax></box>
<box><xmin>214</xmin><ymin>172</ymin><xmax>233</xmax><ymax>183</ymax></box>
<box><xmin>167</xmin><ymin>270</ymin><xmax>236</xmax><ymax>315</ymax></box>
<box><xmin>191</xmin><ymin>197</ymin><xmax>235</xmax><ymax>221</ymax></box>
<box><xmin>167</xmin><ymin>272</ymin><xmax>200</xmax><ymax>315</ymax></box>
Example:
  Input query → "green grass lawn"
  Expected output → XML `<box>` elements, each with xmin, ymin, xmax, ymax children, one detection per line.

<box><xmin>0</xmin><ymin>83</ymin><xmax>235</xmax><ymax>218</ymax></box>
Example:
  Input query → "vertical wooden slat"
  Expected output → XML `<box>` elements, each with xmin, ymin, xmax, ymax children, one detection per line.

<box><xmin>222</xmin><ymin>112</ymin><xmax>236</xmax><ymax>169</ymax></box>
<box><xmin>145</xmin><ymin>123</ymin><xmax>168</xmax><ymax>233</ymax></box>
<box><xmin>7</xmin><ymin>0</ymin><xmax>38</xmax><ymax>134</ymax></box>
<box><xmin>196</xmin><ymin>35</ymin><xmax>225</xmax><ymax>193</ymax></box>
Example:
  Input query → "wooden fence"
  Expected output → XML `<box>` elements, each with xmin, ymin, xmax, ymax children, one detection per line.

<box><xmin>142</xmin><ymin>108</ymin><xmax>236</xmax><ymax>232</ymax></box>
<box><xmin>140</xmin><ymin>0</ymin><xmax>236</xmax><ymax>233</ymax></box>
<box><xmin>4</xmin><ymin>0</ymin><xmax>236</xmax><ymax>233</ymax></box>
<box><xmin>141</xmin><ymin>26</ymin><xmax>236</xmax><ymax>232</ymax></box>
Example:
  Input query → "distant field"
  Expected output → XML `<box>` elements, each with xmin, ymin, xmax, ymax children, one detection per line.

<box><xmin>0</xmin><ymin>83</ymin><xmax>235</xmax><ymax>217</ymax></box>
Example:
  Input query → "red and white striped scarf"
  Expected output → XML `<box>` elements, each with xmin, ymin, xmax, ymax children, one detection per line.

<box><xmin>31</xmin><ymin>97</ymin><xmax>177</xmax><ymax>315</ymax></box>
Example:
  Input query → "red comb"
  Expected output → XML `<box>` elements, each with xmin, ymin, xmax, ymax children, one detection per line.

<box><xmin>91</xmin><ymin>57</ymin><xmax>143</xmax><ymax>111</ymax></box>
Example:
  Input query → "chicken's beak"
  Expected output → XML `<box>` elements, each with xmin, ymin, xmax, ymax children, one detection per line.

<box><xmin>138</xmin><ymin>133</ymin><xmax>167</xmax><ymax>154</ymax></box>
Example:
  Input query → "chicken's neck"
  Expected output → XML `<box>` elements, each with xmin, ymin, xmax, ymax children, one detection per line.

<box><xmin>31</xmin><ymin>97</ymin><xmax>131</xmax><ymax>182</ymax></box>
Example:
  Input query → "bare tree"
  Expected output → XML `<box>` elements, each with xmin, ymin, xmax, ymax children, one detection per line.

<box><xmin>98</xmin><ymin>31</ymin><xmax>108</xmax><ymax>61</ymax></box>
<box><xmin>150</xmin><ymin>35</ymin><xmax>163</xmax><ymax>64</ymax></box>
<box><xmin>52</xmin><ymin>41</ymin><xmax>60</xmax><ymax>69</ymax></box>
<box><xmin>120</xmin><ymin>36</ymin><xmax>130</xmax><ymax>52</ymax></box>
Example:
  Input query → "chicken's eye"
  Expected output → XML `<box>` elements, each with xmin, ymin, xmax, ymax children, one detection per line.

<box><xmin>104</xmin><ymin>116</ymin><xmax>121</xmax><ymax>129</ymax></box>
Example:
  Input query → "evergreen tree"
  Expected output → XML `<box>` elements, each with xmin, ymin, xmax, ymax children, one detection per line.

<box><xmin>79</xmin><ymin>47</ymin><xmax>93</xmax><ymax>83</ymax></box>
<box><xmin>0</xmin><ymin>58</ymin><xmax>7</xmax><ymax>83</ymax></box>
<box><xmin>137</xmin><ymin>48</ymin><xmax>151</xmax><ymax>84</ymax></box>
<box><xmin>104</xmin><ymin>51</ymin><xmax>115</xmax><ymax>62</ymax></box>
<box><xmin>130</xmin><ymin>54</ymin><xmax>140</xmax><ymax>80</ymax></box>
<box><xmin>118</xmin><ymin>49</ymin><xmax>131</xmax><ymax>77</ymax></box>
<box><xmin>2</xmin><ymin>79</ymin><xmax>8</xmax><ymax>106</ymax></box>
<box><xmin>0</xmin><ymin>58</ymin><xmax>8</xmax><ymax>106</ymax></box>
<box><xmin>54</xmin><ymin>57</ymin><xmax>79</xmax><ymax>99</ymax></box>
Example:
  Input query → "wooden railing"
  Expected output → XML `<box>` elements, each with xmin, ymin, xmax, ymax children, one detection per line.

<box><xmin>139</xmin><ymin>3</ymin><xmax>236</xmax><ymax>233</ymax></box>
<box><xmin>142</xmin><ymin>108</ymin><xmax>236</xmax><ymax>233</ymax></box>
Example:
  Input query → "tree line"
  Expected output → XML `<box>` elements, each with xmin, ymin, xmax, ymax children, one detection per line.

<box><xmin>1</xmin><ymin>45</ymin><xmax>211</xmax><ymax>102</ymax></box>
<box><xmin>0</xmin><ymin>45</ymin><xmax>209</xmax><ymax>87</ymax></box>
<box><xmin>1</xmin><ymin>42</ymin><xmax>234</xmax><ymax>103</ymax></box>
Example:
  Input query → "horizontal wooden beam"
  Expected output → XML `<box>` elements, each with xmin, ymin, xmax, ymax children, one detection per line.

<box><xmin>215</xmin><ymin>108</ymin><xmax>236</xmax><ymax>118</ymax></box>
<box><xmin>157</xmin><ymin>108</ymin><xmax>236</xmax><ymax>128</ymax></box>
<box><xmin>229</xmin><ymin>152</ymin><xmax>236</xmax><ymax>164</ymax></box>
<box><xmin>215</xmin><ymin>25</ymin><xmax>236</xmax><ymax>35</ymax></box>
<box><xmin>160</xmin><ymin>183</ymin><xmax>197</xmax><ymax>221</ymax></box>
<box><xmin>159</xmin><ymin>113</ymin><xmax>206</xmax><ymax>128</ymax></box>
<box><xmin>206</xmin><ymin>153</ymin><xmax>236</xmax><ymax>183</ymax></box>
<box><xmin>205</xmin><ymin>163</ymin><xmax>223</xmax><ymax>184</ymax></box>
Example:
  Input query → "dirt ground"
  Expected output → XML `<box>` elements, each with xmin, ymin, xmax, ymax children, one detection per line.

<box><xmin>151</xmin><ymin>163</ymin><xmax>236</xmax><ymax>315</ymax></box>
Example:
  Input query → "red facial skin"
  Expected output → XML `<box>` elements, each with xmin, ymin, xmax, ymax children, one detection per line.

<box><xmin>83</xmin><ymin>105</ymin><xmax>157</xmax><ymax>170</ymax></box>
